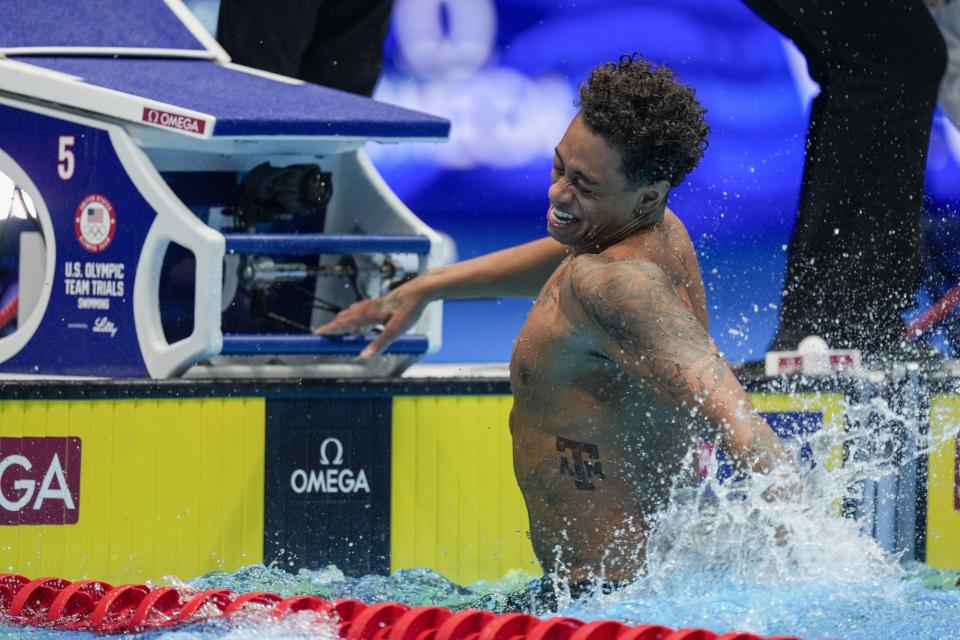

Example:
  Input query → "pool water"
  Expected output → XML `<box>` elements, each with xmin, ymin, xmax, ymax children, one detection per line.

<box><xmin>189</xmin><ymin>562</ymin><xmax>960</xmax><ymax>640</ymax></box>
<box><xmin>3</xmin><ymin>395</ymin><xmax>960</xmax><ymax>640</ymax></box>
<box><xmin>1</xmin><ymin>561</ymin><xmax>957</xmax><ymax>640</ymax></box>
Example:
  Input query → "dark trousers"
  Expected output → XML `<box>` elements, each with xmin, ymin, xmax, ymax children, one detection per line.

<box><xmin>741</xmin><ymin>0</ymin><xmax>947</xmax><ymax>358</ymax></box>
<box><xmin>216</xmin><ymin>0</ymin><xmax>394</xmax><ymax>96</ymax></box>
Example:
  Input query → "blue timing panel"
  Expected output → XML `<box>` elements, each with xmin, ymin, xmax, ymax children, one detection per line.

<box><xmin>1</xmin><ymin>0</ymin><xmax>208</xmax><ymax>53</ymax></box>
<box><xmin>14</xmin><ymin>57</ymin><xmax>451</xmax><ymax>140</ymax></box>
<box><xmin>223</xmin><ymin>234</ymin><xmax>431</xmax><ymax>256</ymax></box>
<box><xmin>220</xmin><ymin>335</ymin><xmax>429</xmax><ymax>356</ymax></box>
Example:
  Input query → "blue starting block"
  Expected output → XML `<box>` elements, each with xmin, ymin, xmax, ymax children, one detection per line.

<box><xmin>0</xmin><ymin>0</ymin><xmax>451</xmax><ymax>378</ymax></box>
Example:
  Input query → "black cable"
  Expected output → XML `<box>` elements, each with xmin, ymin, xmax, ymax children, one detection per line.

<box><xmin>250</xmin><ymin>289</ymin><xmax>311</xmax><ymax>333</ymax></box>
<box><xmin>342</xmin><ymin>256</ymin><xmax>366</xmax><ymax>301</ymax></box>
<box><xmin>291</xmin><ymin>284</ymin><xmax>343</xmax><ymax>314</ymax></box>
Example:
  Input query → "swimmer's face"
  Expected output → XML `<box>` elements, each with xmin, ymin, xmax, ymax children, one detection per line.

<box><xmin>547</xmin><ymin>113</ymin><xmax>666</xmax><ymax>252</ymax></box>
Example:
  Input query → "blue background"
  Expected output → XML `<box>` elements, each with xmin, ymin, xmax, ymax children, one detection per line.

<box><xmin>192</xmin><ymin>0</ymin><xmax>960</xmax><ymax>363</ymax></box>
<box><xmin>365</xmin><ymin>0</ymin><xmax>960</xmax><ymax>363</ymax></box>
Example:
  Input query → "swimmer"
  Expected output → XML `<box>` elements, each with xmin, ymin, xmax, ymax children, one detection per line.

<box><xmin>316</xmin><ymin>54</ymin><xmax>795</xmax><ymax>607</ymax></box>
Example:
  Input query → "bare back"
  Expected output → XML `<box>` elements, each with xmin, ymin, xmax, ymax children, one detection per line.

<box><xmin>509</xmin><ymin>210</ymin><xmax>707</xmax><ymax>582</ymax></box>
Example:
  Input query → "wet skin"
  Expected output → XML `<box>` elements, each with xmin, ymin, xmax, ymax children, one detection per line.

<box><xmin>510</xmin><ymin>114</ymin><xmax>788</xmax><ymax>582</ymax></box>
<box><xmin>510</xmin><ymin>215</ymin><xmax>711</xmax><ymax>582</ymax></box>
<box><xmin>316</xmin><ymin>113</ymin><xmax>792</xmax><ymax>585</ymax></box>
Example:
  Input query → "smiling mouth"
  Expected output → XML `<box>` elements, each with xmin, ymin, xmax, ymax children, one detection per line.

<box><xmin>549</xmin><ymin>206</ymin><xmax>581</xmax><ymax>228</ymax></box>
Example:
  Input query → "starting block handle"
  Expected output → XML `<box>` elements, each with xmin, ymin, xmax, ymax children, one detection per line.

<box><xmin>136</xmin><ymin>214</ymin><xmax>225</xmax><ymax>376</ymax></box>
<box><xmin>117</xmin><ymin>130</ymin><xmax>225</xmax><ymax>377</ymax></box>
<box><xmin>219</xmin><ymin>334</ymin><xmax>429</xmax><ymax>356</ymax></box>
<box><xmin>223</xmin><ymin>233</ymin><xmax>431</xmax><ymax>256</ymax></box>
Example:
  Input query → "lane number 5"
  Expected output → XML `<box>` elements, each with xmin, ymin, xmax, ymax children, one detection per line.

<box><xmin>57</xmin><ymin>135</ymin><xmax>75</xmax><ymax>180</ymax></box>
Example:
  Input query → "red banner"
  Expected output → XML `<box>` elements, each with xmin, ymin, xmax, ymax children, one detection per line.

<box><xmin>0</xmin><ymin>437</ymin><xmax>81</xmax><ymax>525</ymax></box>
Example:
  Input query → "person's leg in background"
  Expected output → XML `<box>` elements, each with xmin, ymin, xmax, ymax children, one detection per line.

<box><xmin>932</xmin><ymin>1</ymin><xmax>960</xmax><ymax>127</ymax></box>
<box><xmin>298</xmin><ymin>0</ymin><xmax>394</xmax><ymax>97</ymax></box>
<box><xmin>741</xmin><ymin>0</ymin><xmax>947</xmax><ymax>361</ymax></box>
<box><xmin>216</xmin><ymin>0</ymin><xmax>323</xmax><ymax>80</ymax></box>
<box><xmin>216</xmin><ymin>0</ymin><xmax>393</xmax><ymax>97</ymax></box>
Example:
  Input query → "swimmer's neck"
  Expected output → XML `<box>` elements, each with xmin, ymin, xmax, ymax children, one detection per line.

<box><xmin>570</xmin><ymin>204</ymin><xmax>666</xmax><ymax>255</ymax></box>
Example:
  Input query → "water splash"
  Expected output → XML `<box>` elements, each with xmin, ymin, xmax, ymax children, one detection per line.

<box><xmin>186</xmin><ymin>564</ymin><xmax>530</xmax><ymax>612</ymax></box>
<box><xmin>549</xmin><ymin>389</ymin><xmax>960</xmax><ymax>638</ymax></box>
<box><xmin>4</xmin><ymin>393</ymin><xmax>960</xmax><ymax>640</ymax></box>
<box><xmin>165</xmin><ymin>390</ymin><xmax>960</xmax><ymax>640</ymax></box>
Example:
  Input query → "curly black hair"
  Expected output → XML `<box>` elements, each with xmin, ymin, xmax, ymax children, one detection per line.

<box><xmin>577</xmin><ymin>54</ymin><xmax>709</xmax><ymax>188</ymax></box>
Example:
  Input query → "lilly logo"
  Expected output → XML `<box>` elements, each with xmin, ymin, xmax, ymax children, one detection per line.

<box><xmin>92</xmin><ymin>316</ymin><xmax>118</xmax><ymax>337</ymax></box>
<box><xmin>0</xmin><ymin>437</ymin><xmax>81</xmax><ymax>525</ymax></box>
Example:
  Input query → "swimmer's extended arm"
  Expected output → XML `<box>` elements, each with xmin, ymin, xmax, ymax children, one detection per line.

<box><xmin>417</xmin><ymin>236</ymin><xmax>570</xmax><ymax>300</ymax></box>
<box><xmin>570</xmin><ymin>254</ymin><xmax>793</xmax><ymax>478</ymax></box>
<box><xmin>314</xmin><ymin>237</ymin><xmax>568</xmax><ymax>357</ymax></box>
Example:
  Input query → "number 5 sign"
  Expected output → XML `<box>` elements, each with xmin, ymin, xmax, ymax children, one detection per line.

<box><xmin>57</xmin><ymin>135</ymin><xmax>75</xmax><ymax>180</ymax></box>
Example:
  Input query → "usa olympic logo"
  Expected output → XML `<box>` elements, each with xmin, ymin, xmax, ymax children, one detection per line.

<box><xmin>74</xmin><ymin>194</ymin><xmax>116</xmax><ymax>253</ymax></box>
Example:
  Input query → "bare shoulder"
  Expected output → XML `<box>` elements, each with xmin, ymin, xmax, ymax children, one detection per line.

<box><xmin>663</xmin><ymin>208</ymin><xmax>710</xmax><ymax>329</ymax></box>
<box><xmin>569</xmin><ymin>254</ymin><xmax>694</xmax><ymax>348</ymax></box>
<box><xmin>663</xmin><ymin>208</ymin><xmax>684</xmax><ymax>230</ymax></box>
<box><xmin>663</xmin><ymin>209</ymin><xmax>698</xmax><ymax>256</ymax></box>
<box><xmin>567</xmin><ymin>249</ymin><xmax>724</xmax><ymax>418</ymax></box>
<box><xmin>569</xmin><ymin>253</ymin><xmax>674</xmax><ymax>306</ymax></box>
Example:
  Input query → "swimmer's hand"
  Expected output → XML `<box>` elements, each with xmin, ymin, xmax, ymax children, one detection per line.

<box><xmin>312</xmin><ymin>281</ymin><xmax>431</xmax><ymax>359</ymax></box>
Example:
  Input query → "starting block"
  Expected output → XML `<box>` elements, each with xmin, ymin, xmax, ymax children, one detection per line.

<box><xmin>765</xmin><ymin>336</ymin><xmax>862</xmax><ymax>376</ymax></box>
<box><xmin>0</xmin><ymin>0</ymin><xmax>450</xmax><ymax>378</ymax></box>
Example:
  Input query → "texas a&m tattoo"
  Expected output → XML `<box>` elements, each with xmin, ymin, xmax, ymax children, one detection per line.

<box><xmin>557</xmin><ymin>436</ymin><xmax>605</xmax><ymax>490</ymax></box>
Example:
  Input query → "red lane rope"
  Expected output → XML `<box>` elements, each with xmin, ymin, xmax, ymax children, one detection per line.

<box><xmin>905</xmin><ymin>282</ymin><xmax>960</xmax><ymax>338</ymax></box>
<box><xmin>0</xmin><ymin>296</ymin><xmax>16</xmax><ymax>332</ymax></box>
<box><xmin>0</xmin><ymin>574</ymin><xmax>801</xmax><ymax>640</ymax></box>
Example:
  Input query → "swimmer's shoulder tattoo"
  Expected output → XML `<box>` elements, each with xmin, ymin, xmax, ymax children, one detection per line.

<box><xmin>569</xmin><ymin>255</ymin><xmax>726</xmax><ymax>408</ymax></box>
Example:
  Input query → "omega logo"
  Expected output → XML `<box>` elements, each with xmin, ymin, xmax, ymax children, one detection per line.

<box><xmin>290</xmin><ymin>436</ymin><xmax>370</xmax><ymax>495</ymax></box>
<box><xmin>0</xmin><ymin>454</ymin><xmax>74</xmax><ymax>511</ymax></box>
<box><xmin>141</xmin><ymin>107</ymin><xmax>206</xmax><ymax>134</ymax></box>
<box><xmin>318</xmin><ymin>437</ymin><xmax>343</xmax><ymax>465</ymax></box>
<box><xmin>0</xmin><ymin>437</ymin><xmax>81</xmax><ymax>525</ymax></box>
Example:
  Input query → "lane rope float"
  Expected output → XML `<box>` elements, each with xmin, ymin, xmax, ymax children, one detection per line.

<box><xmin>0</xmin><ymin>574</ymin><xmax>801</xmax><ymax>640</ymax></box>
